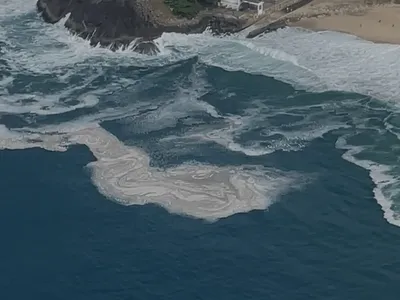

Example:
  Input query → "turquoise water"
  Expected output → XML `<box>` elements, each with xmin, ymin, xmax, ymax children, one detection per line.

<box><xmin>2</xmin><ymin>1</ymin><xmax>400</xmax><ymax>298</ymax></box>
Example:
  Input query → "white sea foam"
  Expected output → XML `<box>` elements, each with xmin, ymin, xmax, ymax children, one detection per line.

<box><xmin>154</xmin><ymin>27</ymin><xmax>400</xmax><ymax>226</ymax></box>
<box><xmin>0</xmin><ymin>0</ymin><xmax>36</xmax><ymax>18</ymax></box>
<box><xmin>161</xmin><ymin>99</ymin><xmax>350</xmax><ymax>156</ymax></box>
<box><xmin>4</xmin><ymin>1</ymin><xmax>400</xmax><ymax>104</ymax></box>
<box><xmin>156</xmin><ymin>28</ymin><xmax>400</xmax><ymax>102</ymax></box>
<box><xmin>74</xmin><ymin>126</ymin><xmax>304</xmax><ymax>220</ymax></box>
<box><xmin>336</xmin><ymin>136</ymin><xmax>400</xmax><ymax>227</ymax></box>
<box><xmin>0</xmin><ymin>92</ymin><xmax>99</xmax><ymax>115</ymax></box>
<box><xmin>0</xmin><ymin>76</ymin><xmax>14</xmax><ymax>88</ymax></box>
<box><xmin>0</xmin><ymin>124</ymin><xmax>68</xmax><ymax>151</ymax></box>
<box><xmin>2</xmin><ymin>2</ymin><xmax>400</xmax><ymax>224</ymax></box>
<box><xmin>160</xmin><ymin>114</ymin><xmax>277</xmax><ymax>156</ymax></box>
<box><xmin>0</xmin><ymin>68</ymin><xmax>103</xmax><ymax>115</ymax></box>
<box><xmin>119</xmin><ymin>65</ymin><xmax>222</xmax><ymax>135</ymax></box>
<box><xmin>1</xmin><ymin>11</ymin><xmax>181</xmax><ymax>78</ymax></box>
<box><xmin>0</xmin><ymin>125</ymin><xmax>303</xmax><ymax>220</ymax></box>
<box><xmin>3</xmin><ymin>3</ymin><xmax>398</xmax><ymax>120</ymax></box>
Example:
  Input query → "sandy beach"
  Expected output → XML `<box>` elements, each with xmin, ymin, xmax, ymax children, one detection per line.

<box><xmin>285</xmin><ymin>0</ymin><xmax>400</xmax><ymax>44</ymax></box>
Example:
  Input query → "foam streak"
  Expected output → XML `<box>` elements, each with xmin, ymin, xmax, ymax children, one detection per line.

<box><xmin>69</xmin><ymin>127</ymin><xmax>299</xmax><ymax>220</ymax></box>
<box><xmin>0</xmin><ymin>125</ymin><xmax>301</xmax><ymax>220</ymax></box>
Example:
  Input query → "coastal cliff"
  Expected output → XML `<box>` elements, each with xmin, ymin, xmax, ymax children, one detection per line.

<box><xmin>36</xmin><ymin>0</ymin><xmax>245</xmax><ymax>54</ymax></box>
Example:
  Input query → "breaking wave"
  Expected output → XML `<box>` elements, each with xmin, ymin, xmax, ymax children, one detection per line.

<box><xmin>2</xmin><ymin>0</ymin><xmax>400</xmax><ymax>224</ymax></box>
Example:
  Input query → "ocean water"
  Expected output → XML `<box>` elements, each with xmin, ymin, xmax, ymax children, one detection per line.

<box><xmin>2</xmin><ymin>0</ymin><xmax>400</xmax><ymax>298</ymax></box>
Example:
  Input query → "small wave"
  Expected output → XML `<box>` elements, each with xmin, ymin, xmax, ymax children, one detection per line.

<box><xmin>0</xmin><ymin>76</ymin><xmax>14</xmax><ymax>88</ymax></box>
<box><xmin>0</xmin><ymin>92</ymin><xmax>99</xmax><ymax>116</ymax></box>
<box><xmin>3</xmin><ymin>4</ymin><xmax>400</xmax><ymax>226</ymax></box>
<box><xmin>161</xmin><ymin>96</ymin><xmax>351</xmax><ymax>157</ymax></box>
<box><xmin>238</xmin><ymin>40</ymin><xmax>311</xmax><ymax>72</ymax></box>
<box><xmin>336</xmin><ymin>136</ymin><xmax>400</xmax><ymax>227</ymax></box>
<box><xmin>0</xmin><ymin>0</ymin><xmax>36</xmax><ymax>19</ymax></box>
<box><xmin>156</xmin><ymin>28</ymin><xmax>400</xmax><ymax>103</ymax></box>
<box><xmin>4</xmin><ymin>1</ymin><xmax>400</xmax><ymax>103</ymax></box>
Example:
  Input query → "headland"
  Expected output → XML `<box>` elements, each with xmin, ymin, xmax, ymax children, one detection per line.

<box><xmin>35</xmin><ymin>0</ymin><xmax>250</xmax><ymax>54</ymax></box>
<box><xmin>35</xmin><ymin>0</ymin><xmax>400</xmax><ymax>55</ymax></box>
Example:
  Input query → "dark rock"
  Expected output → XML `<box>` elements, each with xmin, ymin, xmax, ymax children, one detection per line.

<box><xmin>36</xmin><ymin>0</ymin><xmax>245</xmax><ymax>55</ymax></box>
<box><xmin>208</xmin><ymin>15</ymin><xmax>243</xmax><ymax>35</ymax></box>
<box><xmin>37</xmin><ymin>0</ymin><xmax>165</xmax><ymax>55</ymax></box>
<box><xmin>132</xmin><ymin>40</ymin><xmax>160</xmax><ymax>55</ymax></box>
<box><xmin>36</xmin><ymin>0</ymin><xmax>73</xmax><ymax>23</ymax></box>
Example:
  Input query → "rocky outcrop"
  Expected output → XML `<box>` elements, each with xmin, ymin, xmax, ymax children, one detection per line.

<box><xmin>36</xmin><ymin>0</ymin><xmax>245</xmax><ymax>54</ymax></box>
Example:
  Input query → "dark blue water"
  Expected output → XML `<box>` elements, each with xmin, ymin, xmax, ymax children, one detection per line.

<box><xmin>1</xmin><ymin>133</ymin><xmax>400</xmax><ymax>299</ymax></box>
<box><xmin>2</xmin><ymin>3</ymin><xmax>400</xmax><ymax>299</ymax></box>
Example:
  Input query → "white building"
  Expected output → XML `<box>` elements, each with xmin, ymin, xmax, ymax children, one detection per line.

<box><xmin>219</xmin><ymin>0</ymin><xmax>265</xmax><ymax>16</ymax></box>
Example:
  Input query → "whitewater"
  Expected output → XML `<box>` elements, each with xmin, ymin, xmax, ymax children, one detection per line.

<box><xmin>2</xmin><ymin>0</ymin><xmax>400</xmax><ymax>225</ymax></box>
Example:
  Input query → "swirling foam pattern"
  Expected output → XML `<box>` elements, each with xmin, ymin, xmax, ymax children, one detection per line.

<box><xmin>3</xmin><ymin>1</ymin><xmax>400</xmax><ymax>225</ymax></box>
<box><xmin>69</xmin><ymin>127</ymin><xmax>299</xmax><ymax>220</ymax></box>
<box><xmin>0</xmin><ymin>124</ymin><xmax>301</xmax><ymax>220</ymax></box>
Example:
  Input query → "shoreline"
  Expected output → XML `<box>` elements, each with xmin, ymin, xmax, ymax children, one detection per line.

<box><xmin>282</xmin><ymin>1</ymin><xmax>400</xmax><ymax>45</ymax></box>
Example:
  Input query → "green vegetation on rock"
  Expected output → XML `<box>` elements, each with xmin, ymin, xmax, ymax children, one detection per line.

<box><xmin>164</xmin><ymin>0</ymin><xmax>218</xmax><ymax>19</ymax></box>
